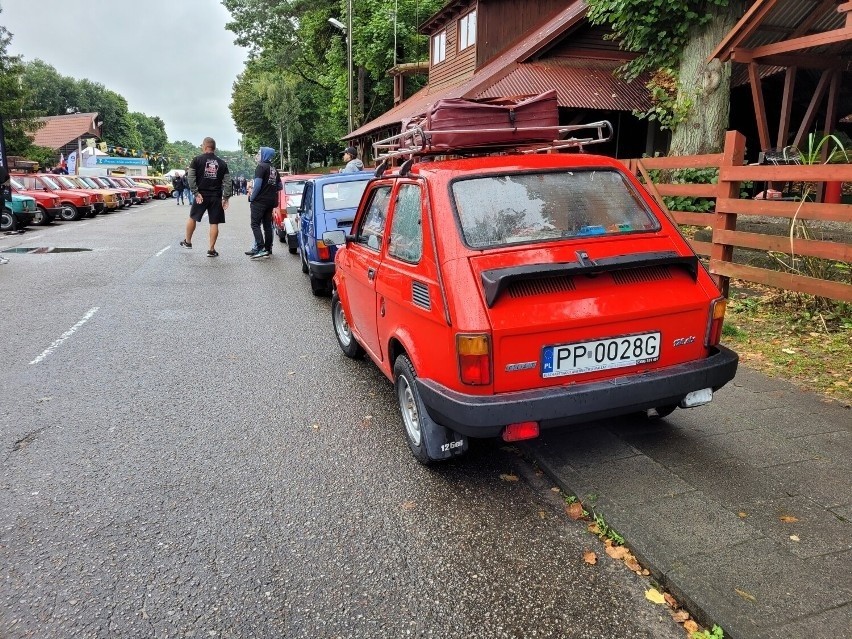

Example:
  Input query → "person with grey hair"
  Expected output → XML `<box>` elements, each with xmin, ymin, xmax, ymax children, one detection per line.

<box><xmin>180</xmin><ymin>137</ymin><xmax>233</xmax><ymax>257</ymax></box>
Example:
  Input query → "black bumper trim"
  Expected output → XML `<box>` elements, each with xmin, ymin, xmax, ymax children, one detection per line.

<box><xmin>416</xmin><ymin>345</ymin><xmax>739</xmax><ymax>438</ymax></box>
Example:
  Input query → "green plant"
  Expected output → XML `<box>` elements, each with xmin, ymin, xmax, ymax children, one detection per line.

<box><xmin>691</xmin><ymin>624</ymin><xmax>724</xmax><ymax>639</ymax></box>
<box><xmin>593</xmin><ymin>513</ymin><xmax>625</xmax><ymax>545</ymax></box>
<box><xmin>721</xmin><ymin>323</ymin><xmax>745</xmax><ymax>338</ymax></box>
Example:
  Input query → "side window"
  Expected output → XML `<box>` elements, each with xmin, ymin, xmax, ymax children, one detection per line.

<box><xmin>356</xmin><ymin>186</ymin><xmax>392</xmax><ymax>251</ymax></box>
<box><xmin>388</xmin><ymin>184</ymin><xmax>423</xmax><ymax>263</ymax></box>
<box><xmin>301</xmin><ymin>183</ymin><xmax>313</xmax><ymax>213</ymax></box>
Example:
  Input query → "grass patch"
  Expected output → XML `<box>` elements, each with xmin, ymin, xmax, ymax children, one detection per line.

<box><xmin>722</xmin><ymin>283</ymin><xmax>852</xmax><ymax>404</ymax></box>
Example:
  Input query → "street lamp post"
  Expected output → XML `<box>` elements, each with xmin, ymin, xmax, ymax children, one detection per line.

<box><xmin>328</xmin><ymin>8</ymin><xmax>353</xmax><ymax>134</ymax></box>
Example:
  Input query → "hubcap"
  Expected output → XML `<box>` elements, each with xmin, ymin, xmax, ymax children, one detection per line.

<box><xmin>334</xmin><ymin>303</ymin><xmax>352</xmax><ymax>346</ymax></box>
<box><xmin>398</xmin><ymin>377</ymin><xmax>422</xmax><ymax>447</ymax></box>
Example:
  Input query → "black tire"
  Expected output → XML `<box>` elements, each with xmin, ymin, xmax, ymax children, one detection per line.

<box><xmin>332</xmin><ymin>292</ymin><xmax>364</xmax><ymax>358</ymax></box>
<box><xmin>158</xmin><ymin>192</ymin><xmax>167</xmax><ymax>200</ymax></box>
<box><xmin>301</xmin><ymin>247</ymin><xmax>309</xmax><ymax>274</ymax></box>
<box><xmin>287</xmin><ymin>234</ymin><xmax>298</xmax><ymax>255</ymax></box>
<box><xmin>277</xmin><ymin>229</ymin><xmax>287</xmax><ymax>244</ymax></box>
<box><xmin>647</xmin><ymin>404</ymin><xmax>678</xmax><ymax>420</ymax></box>
<box><xmin>310</xmin><ymin>275</ymin><xmax>330</xmax><ymax>296</ymax></box>
<box><xmin>393</xmin><ymin>355</ymin><xmax>444</xmax><ymax>465</ymax></box>
<box><xmin>1</xmin><ymin>208</ymin><xmax>15</xmax><ymax>232</ymax></box>
<box><xmin>33</xmin><ymin>206</ymin><xmax>52</xmax><ymax>225</ymax></box>
<box><xmin>60</xmin><ymin>205</ymin><xmax>81</xmax><ymax>221</ymax></box>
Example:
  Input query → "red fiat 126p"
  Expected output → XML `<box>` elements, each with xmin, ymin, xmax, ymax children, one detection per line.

<box><xmin>323</xmin><ymin>117</ymin><xmax>738</xmax><ymax>465</ymax></box>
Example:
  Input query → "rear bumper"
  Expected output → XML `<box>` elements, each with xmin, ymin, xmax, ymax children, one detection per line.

<box><xmin>308</xmin><ymin>260</ymin><xmax>335</xmax><ymax>279</ymax></box>
<box><xmin>416</xmin><ymin>345</ymin><xmax>739</xmax><ymax>438</ymax></box>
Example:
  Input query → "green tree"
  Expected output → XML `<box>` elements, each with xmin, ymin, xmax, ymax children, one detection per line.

<box><xmin>21</xmin><ymin>59</ymin><xmax>78</xmax><ymax>115</ymax></box>
<box><xmin>0</xmin><ymin>7</ymin><xmax>40</xmax><ymax>154</ymax></box>
<box><xmin>129</xmin><ymin>112</ymin><xmax>167</xmax><ymax>155</ymax></box>
<box><xmin>587</xmin><ymin>0</ymin><xmax>747</xmax><ymax>155</ymax></box>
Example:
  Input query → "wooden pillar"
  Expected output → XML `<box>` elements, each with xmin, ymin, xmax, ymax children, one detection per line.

<box><xmin>776</xmin><ymin>67</ymin><xmax>797</xmax><ymax>149</ymax></box>
<box><xmin>711</xmin><ymin>130</ymin><xmax>746</xmax><ymax>297</ymax></box>
<box><xmin>748</xmin><ymin>63</ymin><xmax>771</xmax><ymax>152</ymax></box>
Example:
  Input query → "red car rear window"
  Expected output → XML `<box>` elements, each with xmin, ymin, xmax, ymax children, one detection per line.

<box><xmin>451</xmin><ymin>169</ymin><xmax>660</xmax><ymax>249</ymax></box>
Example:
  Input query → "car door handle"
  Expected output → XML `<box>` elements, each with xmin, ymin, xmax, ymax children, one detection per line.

<box><xmin>367</xmin><ymin>268</ymin><xmax>376</xmax><ymax>280</ymax></box>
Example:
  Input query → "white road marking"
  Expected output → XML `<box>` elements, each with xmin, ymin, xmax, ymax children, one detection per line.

<box><xmin>29</xmin><ymin>307</ymin><xmax>101</xmax><ymax>365</ymax></box>
<box><xmin>25</xmin><ymin>234</ymin><xmax>44</xmax><ymax>241</ymax></box>
<box><xmin>155</xmin><ymin>245</ymin><xmax>171</xmax><ymax>257</ymax></box>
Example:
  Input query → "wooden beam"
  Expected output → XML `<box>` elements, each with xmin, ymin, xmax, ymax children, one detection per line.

<box><xmin>777</xmin><ymin>67</ymin><xmax>797</xmax><ymax>149</ymax></box>
<box><xmin>710</xmin><ymin>130</ymin><xmax>746</xmax><ymax>296</ymax></box>
<box><xmin>749</xmin><ymin>63</ymin><xmax>772</xmax><ymax>152</ymax></box>
<box><xmin>793</xmin><ymin>69</ymin><xmax>832</xmax><ymax>148</ymax></box>
<box><xmin>824</xmin><ymin>69</ymin><xmax>841</xmax><ymax>138</ymax></box>
<box><xmin>749</xmin><ymin>28</ymin><xmax>852</xmax><ymax>58</ymax></box>
<box><xmin>708</xmin><ymin>0</ymin><xmax>780</xmax><ymax>62</ymax></box>
<box><xmin>732</xmin><ymin>49</ymin><xmax>851</xmax><ymax>70</ymax></box>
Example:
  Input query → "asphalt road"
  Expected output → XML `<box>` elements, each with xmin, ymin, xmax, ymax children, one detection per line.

<box><xmin>0</xmin><ymin>196</ymin><xmax>683</xmax><ymax>638</ymax></box>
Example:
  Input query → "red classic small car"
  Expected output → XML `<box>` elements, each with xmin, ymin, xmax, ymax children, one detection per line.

<box><xmin>323</xmin><ymin>123</ymin><xmax>738</xmax><ymax>464</ymax></box>
<box><xmin>10</xmin><ymin>177</ymin><xmax>63</xmax><ymax>224</ymax></box>
<box><xmin>13</xmin><ymin>173</ymin><xmax>94</xmax><ymax>221</ymax></box>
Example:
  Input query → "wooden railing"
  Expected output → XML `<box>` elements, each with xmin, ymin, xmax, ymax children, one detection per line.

<box><xmin>622</xmin><ymin>130</ymin><xmax>852</xmax><ymax>303</ymax></box>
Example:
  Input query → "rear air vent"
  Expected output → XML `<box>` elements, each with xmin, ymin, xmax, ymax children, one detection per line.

<box><xmin>612</xmin><ymin>266</ymin><xmax>672</xmax><ymax>285</ymax></box>
<box><xmin>412</xmin><ymin>281</ymin><xmax>431</xmax><ymax>310</ymax></box>
<box><xmin>508</xmin><ymin>276</ymin><xmax>576</xmax><ymax>298</ymax></box>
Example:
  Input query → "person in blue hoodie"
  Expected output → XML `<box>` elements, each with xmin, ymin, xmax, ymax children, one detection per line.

<box><xmin>246</xmin><ymin>146</ymin><xmax>282</xmax><ymax>259</ymax></box>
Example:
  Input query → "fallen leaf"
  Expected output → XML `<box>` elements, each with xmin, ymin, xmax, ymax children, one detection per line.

<box><xmin>401</xmin><ymin>500</ymin><xmax>416</xmax><ymax>510</ymax></box>
<box><xmin>780</xmin><ymin>515</ymin><xmax>799</xmax><ymax>523</ymax></box>
<box><xmin>737</xmin><ymin>511</ymin><xmax>748</xmax><ymax>518</ymax></box>
<box><xmin>550</xmin><ymin>487</ymin><xmax>561</xmax><ymax>493</ymax></box>
<box><xmin>624</xmin><ymin>554</ymin><xmax>642</xmax><ymax>572</ymax></box>
<box><xmin>566</xmin><ymin>502</ymin><xmax>585</xmax><ymax>520</ymax></box>
<box><xmin>538</xmin><ymin>510</ymin><xmax>546</xmax><ymax>519</ymax></box>
<box><xmin>310</xmin><ymin>424</ymin><xmax>319</xmax><ymax>430</ymax></box>
<box><xmin>790</xmin><ymin>535</ymin><xmax>800</xmax><ymax>542</ymax></box>
<box><xmin>641</xmin><ymin>568</ymin><xmax>650</xmax><ymax>576</ymax></box>
<box><xmin>587</xmin><ymin>523</ymin><xmax>601</xmax><ymax>535</ymax></box>
<box><xmin>583</xmin><ymin>550</ymin><xmax>597</xmax><ymax>565</ymax></box>
<box><xmin>781</xmin><ymin>348</ymin><xmax>796</xmax><ymax>354</ymax></box>
<box><xmin>605</xmin><ymin>545</ymin><xmax>628</xmax><ymax>560</ymax></box>
<box><xmin>671</xmin><ymin>610</ymin><xmax>690</xmax><ymax>623</ymax></box>
<box><xmin>603</xmin><ymin>538</ymin><xmax>614</xmax><ymax>547</ymax></box>
<box><xmin>499</xmin><ymin>473</ymin><xmax>519</xmax><ymax>482</ymax></box>
<box><xmin>645</xmin><ymin>588</ymin><xmax>666</xmax><ymax>604</ymax></box>
<box><xmin>683</xmin><ymin>620</ymin><xmax>699</xmax><ymax>634</ymax></box>
<box><xmin>663</xmin><ymin>593</ymin><xmax>678</xmax><ymax>608</ymax></box>
<box><xmin>735</xmin><ymin>588</ymin><xmax>756</xmax><ymax>602</ymax></box>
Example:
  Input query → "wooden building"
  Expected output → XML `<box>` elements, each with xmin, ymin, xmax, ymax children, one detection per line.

<box><xmin>345</xmin><ymin>0</ymin><xmax>660</xmax><ymax>161</ymax></box>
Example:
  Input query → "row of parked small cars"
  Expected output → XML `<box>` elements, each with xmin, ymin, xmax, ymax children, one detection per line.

<box><xmin>272</xmin><ymin>135</ymin><xmax>739</xmax><ymax>465</ymax></box>
<box><xmin>2</xmin><ymin>174</ymin><xmax>172</xmax><ymax>231</ymax></box>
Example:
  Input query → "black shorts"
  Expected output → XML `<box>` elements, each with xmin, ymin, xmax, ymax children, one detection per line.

<box><xmin>190</xmin><ymin>195</ymin><xmax>226</xmax><ymax>224</ymax></box>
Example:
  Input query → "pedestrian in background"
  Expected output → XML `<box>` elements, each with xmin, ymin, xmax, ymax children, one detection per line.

<box><xmin>246</xmin><ymin>146</ymin><xmax>282</xmax><ymax>259</ymax></box>
<box><xmin>182</xmin><ymin>172</ymin><xmax>192</xmax><ymax>205</ymax></box>
<box><xmin>180</xmin><ymin>137</ymin><xmax>233</xmax><ymax>257</ymax></box>
<box><xmin>173</xmin><ymin>174</ymin><xmax>185</xmax><ymax>205</ymax></box>
<box><xmin>340</xmin><ymin>146</ymin><xmax>364</xmax><ymax>173</ymax></box>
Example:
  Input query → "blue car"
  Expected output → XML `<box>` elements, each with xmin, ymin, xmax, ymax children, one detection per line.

<box><xmin>297</xmin><ymin>171</ymin><xmax>372</xmax><ymax>295</ymax></box>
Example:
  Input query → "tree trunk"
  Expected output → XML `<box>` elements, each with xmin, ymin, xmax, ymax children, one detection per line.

<box><xmin>669</xmin><ymin>1</ymin><xmax>745</xmax><ymax>155</ymax></box>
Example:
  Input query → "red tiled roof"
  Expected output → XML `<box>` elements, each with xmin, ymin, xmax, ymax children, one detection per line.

<box><xmin>31</xmin><ymin>113</ymin><xmax>100</xmax><ymax>150</ymax></box>
<box><xmin>475</xmin><ymin>61</ymin><xmax>650</xmax><ymax>112</ymax></box>
<box><xmin>346</xmin><ymin>1</ymin><xmax>648</xmax><ymax>140</ymax></box>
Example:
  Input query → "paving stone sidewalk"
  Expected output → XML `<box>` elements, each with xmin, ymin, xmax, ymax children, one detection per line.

<box><xmin>524</xmin><ymin>367</ymin><xmax>852</xmax><ymax>639</ymax></box>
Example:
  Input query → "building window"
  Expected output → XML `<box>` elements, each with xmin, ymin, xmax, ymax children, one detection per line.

<box><xmin>432</xmin><ymin>30</ymin><xmax>446</xmax><ymax>64</ymax></box>
<box><xmin>458</xmin><ymin>11</ymin><xmax>476</xmax><ymax>50</ymax></box>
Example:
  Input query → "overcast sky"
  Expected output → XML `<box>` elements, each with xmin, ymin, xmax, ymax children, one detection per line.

<box><xmin>2</xmin><ymin>0</ymin><xmax>248</xmax><ymax>150</ymax></box>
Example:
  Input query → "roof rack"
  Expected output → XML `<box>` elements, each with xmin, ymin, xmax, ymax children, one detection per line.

<box><xmin>372</xmin><ymin>120</ymin><xmax>613</xmax><ymax>162</ymax></box>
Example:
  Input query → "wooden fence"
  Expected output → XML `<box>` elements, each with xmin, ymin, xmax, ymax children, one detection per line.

<box><xmin>622</xmin><ymin>130</ymin><xmax>852</xmax><ymax>303</ymax></box>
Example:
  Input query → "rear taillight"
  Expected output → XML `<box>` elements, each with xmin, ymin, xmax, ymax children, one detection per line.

<box><xmin>316</xmin><ymin>240</ymin><xmax>330</xmax><ymax>260</ymax></box>
<box><xmin>502</xmin><ymin>421</ymin><xmax>540</xmax><ymax>442</ymax></box>
<box><xmin>705</xmin><ymin>298</ymin><xmax>727</xmax><ymax>346</ymax></box>
<box><xmin>457</xmin><ymin>334</ymin><xmax>491</xmax><ymax>385</ymax></box>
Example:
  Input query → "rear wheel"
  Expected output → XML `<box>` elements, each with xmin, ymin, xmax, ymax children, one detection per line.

<box><xmin>277</xmin><ymin>229</ymin><xmax>287</xmax><ymax>243</ymax></box>
<box><xmin>300</xmin><ymin>247</ymin><xmax>309</xmax><ymax>273</ymax></box>
<box><xmin>287</xmin><ymin>233</ymin><xmax>298</xmax><ymax>254</ymax></box>
<box><xmin>332</xmin><ymin>293</ymin><xmax>364</xmax><ymax>358</ymax></box>
<box><xmin>310</xmin><ymin>275</ymin><xmax>329</xmax><ymax>296</ymax></box>
<box><xmin>158</xmin><ymin>192</ymin><xmax>167</xmax><ymax>200</ymax></box>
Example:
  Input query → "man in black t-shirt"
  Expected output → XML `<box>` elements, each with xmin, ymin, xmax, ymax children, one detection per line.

<box><xmin>180</xmin><ymin>137</ymin><xmax>233</xmax><ymax>257</ymax></box>
<box><xmin>246</xmin><ymin>146</ymin><xmax>282</xmax><ymax>259</ymax></box>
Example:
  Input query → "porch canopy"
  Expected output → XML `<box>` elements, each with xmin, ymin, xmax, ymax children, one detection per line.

<box><xmin>710</xmin><ymin>0</ymin><xmax>852</xmax><ymax>154</ymax></box>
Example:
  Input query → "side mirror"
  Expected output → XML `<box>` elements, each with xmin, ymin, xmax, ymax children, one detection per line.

<box><xmin>322</xmin><ymin>230</ymin><xmax>347</xmax><ymax>246</ymax></box>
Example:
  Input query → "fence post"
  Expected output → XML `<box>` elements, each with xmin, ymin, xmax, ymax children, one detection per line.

<box><xmin>710</xmin><ymin>130</ymin><xmax>746</xmax><ymax>297</ymax></box>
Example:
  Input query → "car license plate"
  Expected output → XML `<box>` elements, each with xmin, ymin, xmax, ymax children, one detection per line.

<box><xmin>542</xmin><ymin>332</ymin><xmax>661</xmax><ymax>377</ymax></box>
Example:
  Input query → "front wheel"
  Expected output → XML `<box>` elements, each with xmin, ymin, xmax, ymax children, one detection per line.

<box><xmin>59</xmin><ymin>205</ymin><xmax>81</xmax><ymax>221</ymax></box>
<box><xmin>158</xmin><ymin>192</ymin><xmax>167</xmax><ymax>200</ymax></box>
<box><xmin>332</xmin><ymin>293</ymin><xmax>364</xmax><ymax>358</ymax></box>
<box><xmin>33</xmin><ymin>206</ymin><xmax>52</xmax><ymax>225</ymax></box>
<box><xmin>1</xmin><ymin>208</ymin><xmax>15</xmax><ymax>232</ymax></box>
